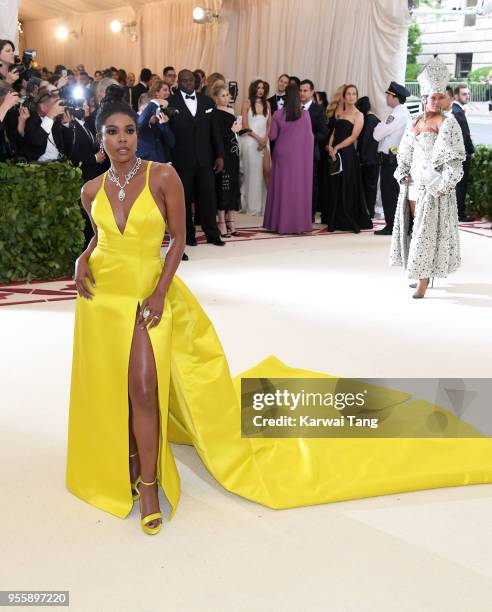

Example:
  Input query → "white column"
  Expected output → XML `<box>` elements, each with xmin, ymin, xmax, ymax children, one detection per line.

<box><xmin>0</xmin><ymin>0</ymin><xmax>20</xmax><ymax>47</ymax></box>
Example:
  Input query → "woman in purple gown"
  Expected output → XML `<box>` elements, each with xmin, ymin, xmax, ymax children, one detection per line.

<box><xmin>263</xmin><ymin>85</ymin><xmax>314</xmax><ymax>234</ymax></box>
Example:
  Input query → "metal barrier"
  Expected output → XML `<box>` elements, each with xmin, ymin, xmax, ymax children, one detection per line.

<box><xmin>405</xmin><ymin>81</ymin><xmax>491</xmax><ymax>102</ymax></box>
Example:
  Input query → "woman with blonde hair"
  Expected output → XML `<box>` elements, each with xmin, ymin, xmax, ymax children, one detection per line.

<box><xmin>206</xmin><ymin>72</ymin><xmax>226</xmax><ymax>95</ymax></box>
<box><xmin>212</xmin><ymin>83</ymin><xmax>241</xmax><ymax>235</ymax></box>
<box><xmin>148</xmin><ymin>79</ymin><xmax>171</xmax><ymax>101</ymax></box>
<box><xmin>318</xmin><ymin>84</ymin><xmax>345</xmax><ymax>223</ymax></box>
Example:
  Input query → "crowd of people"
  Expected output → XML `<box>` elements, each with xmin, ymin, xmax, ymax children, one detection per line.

<box><xmin>0</xmin><ymin>39</ymin><xmax>476</xmax><ymax>264</ymax></box>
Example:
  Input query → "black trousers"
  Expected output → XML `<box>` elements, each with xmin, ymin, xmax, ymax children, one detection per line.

<box><xmin>174</xmin><ymin>164</ymin><xmax>219</xmax><ymax>242</ymax></box>
<box><xmin>361</xmin><ymin>164</ymin><xmax>379</xmax><ymax>217</ymax></box>
<box><xmin>455</xmin><ymin>158</ymin><xmax>470</xmax><ymax>218</ymax></box>
<box><xmin>380</xmin><ymin>153</ymin><xmax>399</xmax><ymax>230</ymax></box>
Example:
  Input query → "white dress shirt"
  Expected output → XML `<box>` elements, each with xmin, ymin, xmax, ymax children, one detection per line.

<box><xmin>373</xmin><ymin>103</ymin><xmax>411</xmax><ymax>153</ymax></box>
<box><xmin>37</xmin><ymin>116</ymin><xmax>61</xmax><ymax>162</ymax></box>
<box><xmin>181</xmin><ymin>89</ymin><xmax>197</xmax><ymax>117</ymax></box>
<box><xmin>302</xmin><ymin>100</ymin><xmax>313</xmax><ymax>111</ymax></box>
<box><xmin>275</xmin><ymin>92</ymin><xmax>286</xmax><ymax>109</ymax></box>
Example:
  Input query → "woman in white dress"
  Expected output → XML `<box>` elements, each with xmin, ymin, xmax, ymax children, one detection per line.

<box><xmin>390</xmin><ymin>57</ymin><xmax>466</xmax><ymax>299</ymax></box>
<box><xmin>240</xmin><ymin>79</ymin><xmax>271</xmax><ymax>215</ymax></box>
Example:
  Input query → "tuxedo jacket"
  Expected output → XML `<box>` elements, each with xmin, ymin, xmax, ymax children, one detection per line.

<box><xmin>451</xmin><ymin>102</ymin><xmax>475</xmax><ymax>157</ymax></box>
<box><xmin>167</xmin><ymin>92</ymin><xmax>224</xmax><ymax>170</ymax></box>
<box><xmin>131</xmin><ymin>83</ymin><xmax>149</xmax><ymax>112</ymax></box>
<box><xmin>268</xmin><ymin>94</ymin><xmax>286</xmax><ymax>115</ymax></box>
<box><xmin>20</xmin><ymin>113</ymin><xmax>66</xmax><ymax>162</ymax></box>
<box><xmin>63</xmin><ymin>120</ymin><xmax>109</xmax><ymax>181</ymax></box>
<box><xmin>307</xmin><ymin>103</ymin><xmax>329</xmax><ymax>161</ymax></box>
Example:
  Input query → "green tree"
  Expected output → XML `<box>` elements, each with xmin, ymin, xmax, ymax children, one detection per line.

<box><xmin>407</xmin><ymin>23</ymin><xmax>423</xmax><ymax>64</ymax></box>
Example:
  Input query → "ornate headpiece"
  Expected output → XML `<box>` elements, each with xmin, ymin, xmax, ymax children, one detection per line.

<box><xmin>417</xmin><ymin>56</ymin><xmax>449</xmax><ymax>96</ymax></box>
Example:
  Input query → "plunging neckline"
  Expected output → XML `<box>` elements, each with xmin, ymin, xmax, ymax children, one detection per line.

<box><xmin>102</xmin><ymin>163</ymin><xmax>150</xmax><ymax>236</ymax></box>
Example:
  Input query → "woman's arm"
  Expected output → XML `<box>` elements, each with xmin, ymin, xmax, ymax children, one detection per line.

<box><xmin>428</xmin><ymin>115</ymin><xmax>466</xmax><ymax>197</ymax></box>
<box><xmin>158</xmin><ymin>120</ymin><xmax>175</xmax><ymax>149</ymax></box>
<box><xmin>74</xmin><ymin>180</ymin><xmax>100</xmax><ymax>300</ymax></box>
<box><xmin>268</xmin><ymin>112</ymin><xmax>279</xmax><ymax>142</ymax></box>
<box><xmin>393</xmin><ymin>126</ymin><xmax>415</xmax><ymax>184</ymax></box>
<box><xmin>137</xmin><ymin>164</ymin><xmax>185</xmax><ymax>329</ymax></box>
<box><xmin>333</xmin><ymin>114</ymin><xmax>364</xmax><ymax>152</ymax></box>
<box><xmin>241</xmin><ymin>101</ymin><xmax>250</xmax><ymax>130</ymax></box>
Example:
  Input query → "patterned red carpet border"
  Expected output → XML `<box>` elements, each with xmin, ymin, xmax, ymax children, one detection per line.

<box><xmin>1</xmin><ymin>219</ymin><xmax>491</xmax><ymax>307</ymax></box>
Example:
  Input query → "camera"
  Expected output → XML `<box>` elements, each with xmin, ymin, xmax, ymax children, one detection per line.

<box><xmin>9</xmin><ymin>49</ymin><xmax>37</xmax><ymax>90</ymax></box>
<box><xmin>58</xmin><ymin>84</ymin><xmax>87</xmax><ymax>120</ymax></box>
<box><xmin>155</xmin><ymin>105</ymin><xmax>179</xmax><ymax>119</ymax></box>
<box><xmin>18</xmin><ymin>94</ymin><xmax>37</xmax><ymax>116</ymax></box>
<box><xmin>228</xmin><ymin>81</ymin><xmax>238</xmax><ymax>103</ymax></box>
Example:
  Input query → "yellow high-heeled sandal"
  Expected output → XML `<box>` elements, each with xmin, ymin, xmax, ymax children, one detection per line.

<box><xmin>135</xmin><ymin>476</ymin><xmax>163</xmax><ymax>535</ymax></box>
<box><xmin>129</xmin><ymin>452</ymin><xmax>140</xmax><ymax>501</ymax></box>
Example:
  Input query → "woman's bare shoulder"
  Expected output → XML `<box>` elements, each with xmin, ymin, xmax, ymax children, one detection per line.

<box><xmin>149</xmin><ymin>161</ymin><xmax>181</xmax><ymax>189</ymax></box>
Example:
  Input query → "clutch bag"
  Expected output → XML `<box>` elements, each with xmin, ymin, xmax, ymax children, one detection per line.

<box><xmin>328</xmin><ymin>152</ymin><xmax>343</xmax><ymax>176</ymax></box>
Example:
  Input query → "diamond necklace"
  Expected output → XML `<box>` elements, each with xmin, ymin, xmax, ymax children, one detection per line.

<box><xmin>107</xmin><ymin>157</ymin><xmax>142</xmax><ymax>202</ymax></box>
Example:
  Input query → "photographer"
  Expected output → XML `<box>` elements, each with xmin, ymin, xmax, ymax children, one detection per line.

<box><xmin>0</xmin><ymin>81</ymin><xmax>19</xmax><ymax>160</ymax></box>
<box><xmin>136</xmin><ymin>93</ymin><xmax>175</xmax><ymax>163</ymax></box>
<box><xmin>62</xmin><ymin>96</ymin><xmax>108</xmax><ymax>181</ymax></box>
<box><xmin>0</xmin><ymin>40</ymin><xmax>19</xmax><ymax>87</ymax></box>
<box><xmin>21</xmin><ymin>87</ymin><xmax>67</xmax><ymax>162</ymax></box>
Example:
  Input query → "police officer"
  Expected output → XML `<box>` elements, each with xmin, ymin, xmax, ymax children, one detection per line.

<box><xmin>373</xmin><ymin>81</ymin><xmax>411</xmax><ymax>235</ymax></box>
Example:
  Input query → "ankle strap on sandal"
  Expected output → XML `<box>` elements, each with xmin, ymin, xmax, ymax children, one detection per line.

<box><xmin>140</xmin><ymin>477</ymin><xmax>157</xmax><ymax>486</ymax></box>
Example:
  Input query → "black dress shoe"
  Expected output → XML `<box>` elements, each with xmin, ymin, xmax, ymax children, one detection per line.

<box><xmin>181</xmin><ymin>253</ymin><xmax>189</xmax><ymax>261</ymax></box>
<box><xmin>458</xmin><ymin>215</ymin><xmax>473</xmax><ymax>223</ymax></box>
<box><xmin>374</xmin><ymin>227</ymin><xmax>393</xmax><ymax>235</ymax></box>
<box><xmin>186</xmin><ymin>239</ymin><xmax>197</xmax><ymax>246</ymax></box>
<box><xmin>206</xmin><ymin>238</ymin><xmax>226</xmax><ymax>246</ymax></box>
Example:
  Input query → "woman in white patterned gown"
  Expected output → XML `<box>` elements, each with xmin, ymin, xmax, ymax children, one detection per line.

<box><xmin>390</xmin><ymin>57</ymin><xmax>465</xmax><ymax>299</ymax></box>
<box><xmin>240</xmin><ymin>79</ymin><xmax>271</xmax><ymax>215</ymax></box>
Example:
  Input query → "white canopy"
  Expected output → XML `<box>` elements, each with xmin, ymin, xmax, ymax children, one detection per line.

<box><xmin>16</xmin><ymin>0</ymin><xmax>411</xmax><ymax>117</ymax></box>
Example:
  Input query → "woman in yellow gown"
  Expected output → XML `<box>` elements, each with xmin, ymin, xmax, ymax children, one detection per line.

<box><xmin>67</xmin><ymin>88</ymin><xmax>492</xmax><ymax>536</ymax></box>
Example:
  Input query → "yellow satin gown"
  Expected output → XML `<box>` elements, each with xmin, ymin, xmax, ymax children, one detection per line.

<box><xmin>67</xmin><ymin>161</ymin><xmax>492</xmax><ymax>520</ymax></box>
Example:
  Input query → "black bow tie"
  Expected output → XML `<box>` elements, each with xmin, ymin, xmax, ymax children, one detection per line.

<box><xmin>276</xmin><ymin>94</ymin><xmax>285</xmax><ymax>100</ymax></box>
<box><xmin>185</xmin><ymin>94</ymin><xmax>196</xmax><ymax>100</ymax></box>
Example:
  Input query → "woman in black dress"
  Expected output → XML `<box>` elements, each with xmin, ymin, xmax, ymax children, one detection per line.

<box><xmin>213</xmin><ymin>84</ymin><xmax>241</xmax><ymax>236</ymax></box>
<box><xmin>355</xmin><ymin>96</ymin><xmax>381</xmax><ymax>218</ymax></box>
<box><xmin>325</xmin><ymin>84</ymin><xmax>373</xmax><ymax>233</ymax></box>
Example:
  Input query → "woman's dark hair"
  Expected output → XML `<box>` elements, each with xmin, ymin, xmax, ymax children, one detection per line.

<box><xmin>289</xmin><ymin>76</ymin><xmax>301</xmax><ymax>89</ymax></box>
<box><xmin>117</xmin><ymin>69</ymin><xmax>127</xmax><ymax>85</ymax></box>
<box><xmin>356</xmin><ymin>96</ymin><xmax>371</xmax><ymax>115</ymax></box>
<box><xmin>248</xmin><ymin>79</ymin><xmax>268</xmax><ymax>116</ymax></box>
<box><xmin>284</xmin><ymin>84</ymin><xmax>302</xmax><ymax>122</ymax></box>
<box><xmin>95</xmin><ymin>84</ymin><xmax>138</xmax><ymax>134</ymax></box>
<box><xmin>316</xmin><ymin>91</ymin><xmax>328</xmax><ymax>109</ymax></box>
<box><xmin>0</xmin><ymin>39</ymin><xmax>15</xmax><ymax>55</ymax></box>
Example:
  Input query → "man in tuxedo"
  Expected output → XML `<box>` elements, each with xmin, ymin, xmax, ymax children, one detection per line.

<box><xmin>267</xmin><ymin>74</ymin><xmax>289</xmax><ymax>155</ymax></box>
<box><xmin>268</xmin><ymin>74</ymin><xmax>290</xmax><ymax>114</ymax></box>
<box><xmin>63</xmin><ymin>108</ymin><xmax>108</xmax><ymax>247</ymax></box>
<box><xmin>452</xmin><ymin>84</ymin><xmax>475</xmax><ymax>222</ymax></box>
<box><xmin>163</xmin><ymin>66</ymin><xmax>178</xmax><ymax>95</ymax></box>
<box><xmin>168</xmin><ymin>69</ymin><xmax>225</xmax><ymax>247</ymax></box>
<box><xmin>21</xmin><ymin>88</ymin><xmax>67</xmax><ymax>162</ymax></box>
<box><xmin>300</xmin><ymin>79</ymin><xmax>329</xmax><ymax>221</ymax></box>
<box><xmin>131</xmin><ymin>68</ymin><xmax>152</xmax><ymax>112</ymax></box>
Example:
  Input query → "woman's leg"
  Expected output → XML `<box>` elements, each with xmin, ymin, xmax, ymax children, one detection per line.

<box><xmin>128</xmin><ymin>405</ymin><xmax>140</xmax><ymax>488</ymax></box>
<box><xmin>128</xmin><ymin>317</ymin><xmax>162</xmax><ymax>528</ymax></box>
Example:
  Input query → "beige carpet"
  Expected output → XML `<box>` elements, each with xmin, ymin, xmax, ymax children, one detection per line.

<box><xmin>1</xmin><ymin>216</ymin><xmax>492</xmax><ymax>611</ymax></box>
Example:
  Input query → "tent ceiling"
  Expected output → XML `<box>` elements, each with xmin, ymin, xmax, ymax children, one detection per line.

<box><xmin>19</xmin><ymin>0</ymin><xmax>150</xmax><ymax>21</ymax></box>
